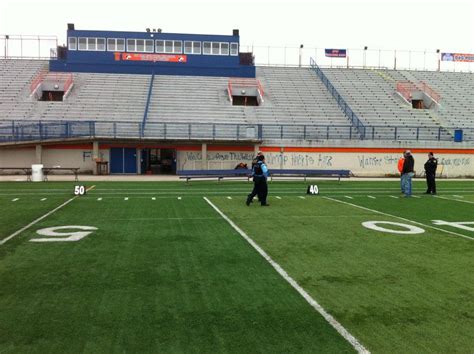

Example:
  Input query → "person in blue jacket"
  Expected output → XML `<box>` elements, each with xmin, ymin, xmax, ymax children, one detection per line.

<box><xmin>246</xmin><ymin>155</ymin><xmax>270</xmax><ymax>206</ymax></box>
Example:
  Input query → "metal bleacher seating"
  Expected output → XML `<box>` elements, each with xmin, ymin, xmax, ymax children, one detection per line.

<box><xmin>321</xmin><ymin>68</ymin><xmax>453</xmax><ymax>140</ymax></box>
<box><xmin>0</xmin><ymin>59</ymin><xmax>472</xmax><ymax>142</ymax></box>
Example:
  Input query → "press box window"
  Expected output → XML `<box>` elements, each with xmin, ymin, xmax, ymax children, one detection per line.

<box><xmin>155</xmin><ymin>40</ymin><xmax>165</xmax><ymax>53</ymax></box>
<box><xmin>127</xmin><ymin>39</ymin><xmax>136</xmax><ymax>52</ymax></box>
<box><xmin>184</xmin><ymin>41</ymin><xmax>201</xmax><ymax>55</ymax></box>
<box><xmin>221</xmin><ymin>43</ymin><xmax>229</xmax><ymax>55</ymax></box>
<box><xmin>97</xmin><ymin>38</ymin><xmax>105</xmax><ymax>51</ymax></box>
<box><xmin>78</xmin><ymin>38</ymin><xmax>87</xmax><ymax>50</ymax></box>
<box><xmin>107</xmin><ymin>38</ymin><xmax>125</xmax><ymax>52</ymax></box>
<box><xmin>145</xmin><ymin>39</ymin><xmax>154</xmax><ymax>53</ymax></box>
<box><xmin>68</xmin><ymin>37</ymin><xmax>77</xmax><ymax>51</ymax></box>
<box><xmin>230</xmin><ymin>43</ymin><xmax>238</xmax><ymax>56</ymax></box>
<box><xmin>203</xmin><ymin>42</ymin><xmax>211</xmax><ymax>55</ymax></box>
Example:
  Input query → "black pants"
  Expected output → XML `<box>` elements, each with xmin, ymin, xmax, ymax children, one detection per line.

<box><xmin>426</xmin><ymin>172</ymin><xmax>436</xmax><ymax>194</ymax></box>
<box><xmin>247</xmin><ymin>176</ymin><xmax>268</xmax><ymax>205</ymax></box>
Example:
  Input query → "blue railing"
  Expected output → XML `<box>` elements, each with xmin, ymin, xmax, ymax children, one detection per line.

<box><xmin>310</xmin><ymin>57</ymin><xmax>366</xmax><ymax>138</ymax></box>
<box><xmin>0</xmin><ymin>120</ymin><xmax>471</xmax><ymax>143</ymax></box>
<box><xmin>141</xmin><ymin>72</ymin><xmax>155</xmax><ymax>136</ymax></box>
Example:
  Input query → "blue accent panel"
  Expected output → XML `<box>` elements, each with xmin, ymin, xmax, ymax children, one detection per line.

<box><xmin>110</xmin><ymin>148</ymin><xmax>124</xmax><ymax>174</ymax></box>
<box><xmin>124</xmin><ymin>148</ymin><xmax>137</xmax><ymax>173</ymax></box>
<box><xmin>50</xmin><ymin>60</ymin><xmax>255</xmax><ymax>77</ymax></box>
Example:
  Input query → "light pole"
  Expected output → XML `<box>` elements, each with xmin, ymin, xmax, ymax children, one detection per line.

<box><xmin>299</xmin><ymin>44</ymin><xmax>304</xmax><ymax>67</ymax></box>
<box><xmin>363</xmin><ymin>46</ymin><xmax>368</xmax><ymax>68</ymax></box>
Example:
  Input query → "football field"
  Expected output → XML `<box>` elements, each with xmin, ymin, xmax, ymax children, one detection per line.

<box><xmin>0</xmin><ymin>180</ymin><xmax>473</xmax><ymax>353</ymax></box>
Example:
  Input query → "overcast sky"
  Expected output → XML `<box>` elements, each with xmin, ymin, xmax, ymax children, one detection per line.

<box><xmin>1</xmin><ymin>0</ymin><xmax>473</xmax><ymax>68</ymax></box>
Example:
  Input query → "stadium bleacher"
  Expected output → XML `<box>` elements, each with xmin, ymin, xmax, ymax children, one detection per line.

<box><xmin>0</xmin><ymin>59</ymin><xmax>473</xmax><ymax>142</ymax></box>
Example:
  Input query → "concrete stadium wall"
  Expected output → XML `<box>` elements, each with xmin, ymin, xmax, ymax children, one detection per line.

<box><xmin>177</xmin><ymin>147</ymin><xmax>474</xmax><ymax>177</ymax></box>
<box><xmin>1</xmin><ymin>143</ymin><xmax>473</xmax><ymax>177</ymax></box>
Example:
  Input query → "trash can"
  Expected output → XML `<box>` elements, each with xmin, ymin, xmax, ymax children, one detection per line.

<box><xmin>31</xmin><ymin>164</ymin><xmax>44</xmax><ymax>182</ymax></box>
<box><xmin>454</xmin><ymin>129</ymin><xmax>463</xmax><ymax>142</ymax></box>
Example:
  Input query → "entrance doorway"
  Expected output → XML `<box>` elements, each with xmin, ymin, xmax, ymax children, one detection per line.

<box><xmin>141</xmin><ymin>148</ymin><xmax>177</xmax><ymax>174</ymax></box>
<box><xmin>110</xmin><ymin>148</ymin><xmax>137</xmax><ymax>174</ymax></box>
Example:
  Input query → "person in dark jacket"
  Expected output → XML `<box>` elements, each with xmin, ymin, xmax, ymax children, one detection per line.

<box><xmin>246</xmin><ymin>155</ymin><xmax>270</xmax><ymax>206</ymax></box>
<box><xmin>424</xmin><ymin>152</ymin><xmax>438</xmax><ymax>194</ymax></box>
<box><xmin>402</xmin><ymin>150</ymin><xmax>415</xmax><ymax>197</ymax></box>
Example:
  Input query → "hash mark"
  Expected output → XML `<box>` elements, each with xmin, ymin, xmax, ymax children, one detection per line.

<box><xmin>12</xmin><ymin>198</ymin><xmax>19</xmax><ymax>202</ymax></box>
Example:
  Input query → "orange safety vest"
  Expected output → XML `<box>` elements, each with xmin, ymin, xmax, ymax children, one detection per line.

<box><xmin>398</xmin><ymin>158</ymin><xmax>405</xmax><ymax>173</ymax></box>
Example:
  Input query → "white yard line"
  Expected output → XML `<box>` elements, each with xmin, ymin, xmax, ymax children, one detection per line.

<box><xmin>0</xmin><ymin>197</ymin><xmax>77</xmax><ymax>245</ymax></box>
<box><xmin>203</xmin><ymin>197</ymin><xmax>369</xmax><ymax>353</ymax></box>
<box><xmin>227</xmin><ymin>196</ymin><xmax>232</xmax><ymax>200</ymax></box>
<box><xmin>275</xmin><ymin>196</ymin><xmax>282</xmax><ymax>199</ymax></box>
<box><xmin>40</xmin><ymin>198</ymin><xmax>47</xmax><ymax>201</ymax></box>
<box><xmin>323</xmin><ymin>197</ymin><xmax>474</xmax><ymax>241</ymax></box>
<box><xmin>152</xmin><ymin>197</ymin><xmax>156</xmax><ymax>200</ymax></box>
<box><xmin>97</xmin><ymin>198</ymin><xmax>102</xmax><ymax>201</ymax></box>
<box><xmin>0</xmin><ymin>185</ymin><xmax>95</xmax><ymax>245</ymax></box>
<box><xmin>299</xmin><ymin>196</ymin><xmax>306</xmax><ymax>199</ymax></box>
<box><xmin>453</xmin><ymin>195</ymin><xmax>464</xmax><ymax>198</ymax></box>
<box><xmin>344</xmin><ymin>196</ymin><xmax>353</xmax><ymax>199</ymax></box>
<box><xmin>178</xmin><ymin>197</ymin><xmax>182</xmax><ymax>200</ymax></box>
<box><xmin>12</xmin><ymin>198</ymin><xmax>19</xmax><ymax>202</ymax></box>
<box><xmin>367</xmin><ymin>196</ymin><xmax>376</xmax><ymax>199</ymax></box>
<box><xmin>389</xmin><ymin>195</ymin><xmax>399</xmax><ymax>199</ymax></box>
<box><xmin>435</xmin><ymin>195</ymin><xmax>474</xmax><ymax>205</ymax></box>
<box><xmin>124</xmin><ymin>197</ymin><xmax>129</xmax><ymax>201</ymax></box>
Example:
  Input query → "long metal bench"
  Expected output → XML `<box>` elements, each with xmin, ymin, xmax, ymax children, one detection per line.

<box><xmin>178</xmin><ymin>169</ymin><xmax>352</xmax><ymax>182</ymax></box>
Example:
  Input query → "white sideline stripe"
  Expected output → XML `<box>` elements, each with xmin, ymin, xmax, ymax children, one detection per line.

<box><xmin>227</xmin><ymin>196</ymin><xmax>232</xmax><ymax>200</ymax></box>
<box><xmin>323</xmin><ymin>197</ymin><xmax>474</xmax><ymax>241</ymax></box>
<box><xmin>40</xmin><ymin>198</ymin><xmax>47</xmax><ymax>201</ymax></box>
<box><xmin>299</xmin><ymin>196</ymin><xmax>306</xmax><ymax>199</ymax></box>
<box><xmin>12</xmin><ymin>198</ymin><xmax>19</xmax><ymax>202</ymax></box>
<box><xmin>435</xmin><ymin>195</ymin><xmax>474</xmax><ymax>205</ymax></box>
<box><xmin>344</xmin><ymin>196</ymin><xmax>353</xmax><ymax>199</ymax></box>
<box><xmin>275</xmin><ymin>196</ymin><xmax>282</xmax><ymax>199</ymax></box>
<box><xmin>389</xmin><ymin>195</ymin><xmax>399</xmax><ymax>199</ymax></box>
<box><xmin>0</xmin><ymin>197</ymin><xmax>77</xmax><ymax>245</ymax></box>
<box><xmin>203</xmin><ymin>197</ymin><xmax>369</xmax><ymax>353</ymax></box>
<box><xmin>367</xmin><ymin>196</ymin><xmax>376</xmax><ymax>199</ymax></box>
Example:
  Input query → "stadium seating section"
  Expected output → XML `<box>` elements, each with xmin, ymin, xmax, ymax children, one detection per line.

<box><xmin>0</xmin><ymin>59</ymin><xmax>473</xmax><ymax>141</ymax></box>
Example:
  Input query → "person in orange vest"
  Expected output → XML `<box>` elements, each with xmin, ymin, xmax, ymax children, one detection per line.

<box><xmin>398</xmin><ymin>154</ymin><xmax>405</xmax><ymax>193</ymax></box>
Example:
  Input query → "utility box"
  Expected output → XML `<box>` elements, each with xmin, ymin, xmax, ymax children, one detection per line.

<box><xmin>31</xmin><ymin>164</ymin><xmax>44</xmax><ymax>182</ymax></box>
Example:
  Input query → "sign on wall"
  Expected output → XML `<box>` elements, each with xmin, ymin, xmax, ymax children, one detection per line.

<box><xmin>114</xmin><ymin>52</ymin><xmax>187</xmax><ymax>63</ymax></box>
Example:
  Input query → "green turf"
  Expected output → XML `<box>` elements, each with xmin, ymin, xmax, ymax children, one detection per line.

<box><xmin>0</xmin><ymin>180</ymin><xmax>473</xmax><ymax>353</ymax></box>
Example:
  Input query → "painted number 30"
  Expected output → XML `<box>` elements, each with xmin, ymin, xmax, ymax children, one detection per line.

<box><xmin>30</xmin><ymin>226</ymin><xmax>97</xmax><ymax>243</ymax></box>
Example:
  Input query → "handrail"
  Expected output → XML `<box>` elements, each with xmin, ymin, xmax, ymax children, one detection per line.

<box><xmin>30</xmin><ymin>70</ymin><xmax>47</xmax><ymax>93</ymax></box>
<box><xmin>309</xmin><ymin>57</ymin><xmax>366</xmax><ymax>139</ymax></box>
<box><xmin>142</xmin><ymin>72</ymin><xmax>155</xmax><ymax>136</ymax></box>
<box><xmin>0</xmin><ymin>119</ymin><xmax>470</xmax><ymax>143</ymax></box>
